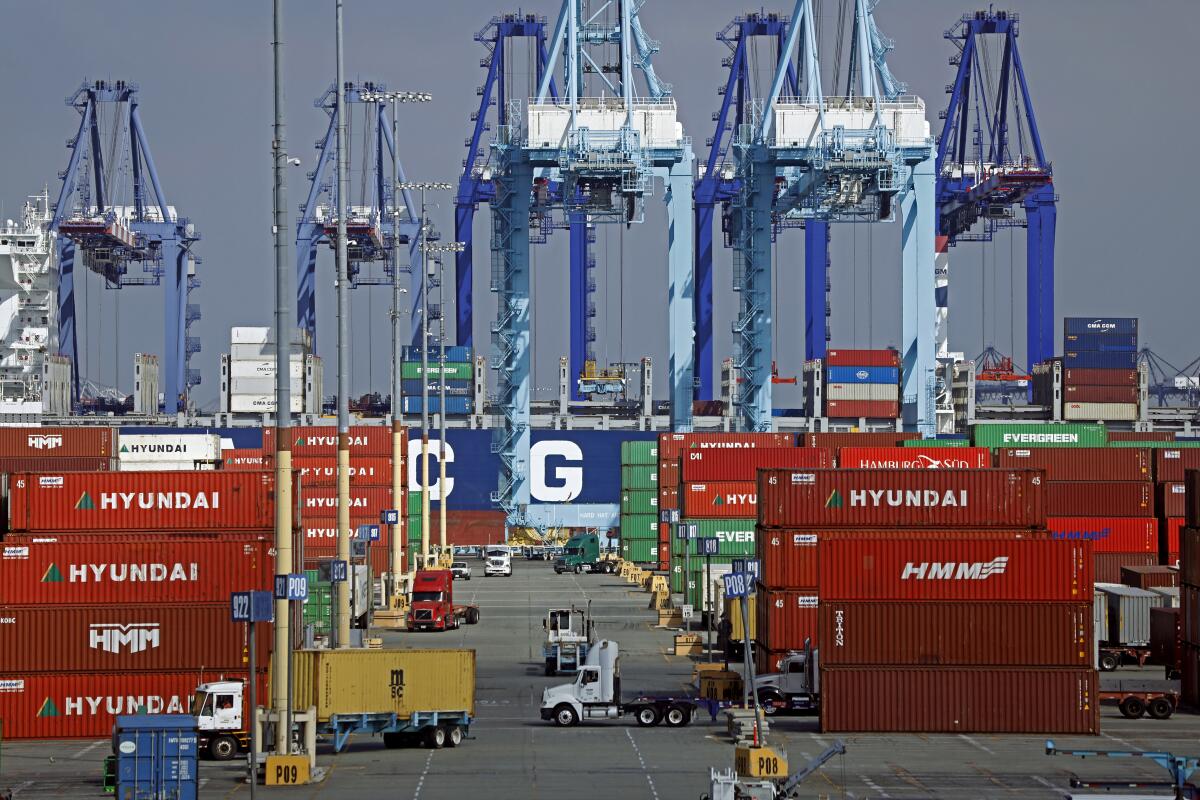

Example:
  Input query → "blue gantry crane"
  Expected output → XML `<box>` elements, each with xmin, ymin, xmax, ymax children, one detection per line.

<box><xmin>295</xmin><ymin>81</ymin><xmax>424</xmax><ymax>349</ymax></box>
<box><xmin>725</xmin><ymin>0</ymin><xmax>938</xmax><ymax>432</ymax></box>
<box><xmin>936</xmin><ymin>9</ymin><xmax>1055</xmax><ymax>373</ymax></box>
<box><xmin>487</xmin><ymin>0</ymin><xmax>695</xmax><ymax>533</ymax></box>
<box><xmin>50</xmin><ymin>79</ymin><xmax>201</xmax><ymax>413</ymax></box>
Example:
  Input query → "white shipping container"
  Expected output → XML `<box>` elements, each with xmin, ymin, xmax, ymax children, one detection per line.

<box><xmin>118</xmin><ymin>460</ymin><xmax>218</xmax><ymax>472</ymax></box>
<box><xmin>1063</xmin><ymin>402</ymin><xmax>1138</xmax><ymax>421</ymax></box>
<box><xmin>824</xmin><ymin>383</ymin><xmax>899</xmax><ymax>402</ymax></box>
<box><xmin>230</xmin><ymin>394</ymin><xmax>304</xmax><ymax>414</ymax></box>
<box><xmin>231</xmin><ymin>376</ymin><xmax>304</xmax><ymax>396</ymax></box>
<box><xmin>229</xmin><ymin>358</ymin><xmax>305</xmax><ymax>379</ymax></box>
<box><xmin>231</xmin><ymin>326</ymin><xmax>310</xmax><ymax>346</ymax></box>
<box><xmin>117</xmin><ymin>433</ymin><xmax>222</xmax><ymax>463</ymax></box>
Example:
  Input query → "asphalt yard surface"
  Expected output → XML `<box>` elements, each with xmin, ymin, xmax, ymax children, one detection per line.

<box><xmin>1</xmin><ymin>558</ymin><xmax>1190</xmax><ymax>798</ymax></box>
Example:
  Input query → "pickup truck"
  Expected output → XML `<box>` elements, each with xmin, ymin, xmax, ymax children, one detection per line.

<box><xmin>540</xmin><ymin>639</ymin><xmax>699</xmax><ymax>727</ymax></box>
<box><xmin>450</xmin><ymin>561</ymin><xmax>472</xmax><ymax>580</ymax></box>
<box><xmin>407</xmin><ymin>569</ymin><xmax>481</xmax><ymax>631</ymax></box>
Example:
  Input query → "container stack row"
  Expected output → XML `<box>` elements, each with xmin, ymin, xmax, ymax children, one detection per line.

<box><xmin>1030</xmin><ymin>317</ymin><xmax>1140</xmax><ymax>421</ymax></box>
<box><xmin>804</xmin><ymin>348</ymin><xmax>902</xmax><ymax>420</ymax></box>
<box><xmin>399</xmin><ymin>345</ymin><xmax>473</xmax><ymax>416</ymax></box>
<box><xmin>1180</xmin><ymin>473</ymin><xmax>1200</xmax><ymax>705</ymax></box>
<box><xmin>618</xmin><ymin>439</ymin><xmax>659</xmax><ymax>565</ymax></box>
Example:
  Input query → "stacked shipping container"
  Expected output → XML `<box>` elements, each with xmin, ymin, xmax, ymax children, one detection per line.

<box><xmin>619</xmin><ymin>440</ymin><xmax>659</xmax><ymax>565</ymax></box>
<box><xmin>819</xmin><ymin>349</ymin><xmax>901</xmax><ymax>419</ymax></box>
<box><xmin>1180</xmin><ymin>471</ymin><xmax>1200</xmax><ymax>705</ymax></box>
<box><xmin>399</xmin><ymin>346</ymin><xmax>473</xmax><ymax>415</ymax></box>
<box><xmin>1058</xmin><ymin>317</ymin><xmax>1140</xmax><ymax>421</ymax></box>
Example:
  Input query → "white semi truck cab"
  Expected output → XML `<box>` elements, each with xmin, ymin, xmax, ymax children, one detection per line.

<box><xmin>754</xmin><ymin>644</ymin><xmax>820</xmax><ymax>715</ymax></box>
<box><xmin>193</xmin><ymin>679</ymin><xmax>251</xmax><ymax>760</ymax></box>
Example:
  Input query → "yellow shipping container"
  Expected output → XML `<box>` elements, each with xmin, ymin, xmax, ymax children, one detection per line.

<box><xmin>293</xmin><ymin>649</ymin><xmax>475</xmax><ymax>722</ymax></box>
<box><xmin>727</xmin><ymin>594</ymin><xmax>756</xmax><ymax>642</ymax></box>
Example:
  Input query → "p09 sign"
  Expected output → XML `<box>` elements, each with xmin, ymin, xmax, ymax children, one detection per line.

<box><xmin>274</xmin><ymin>573</ymin><xmax>309</xmax><ymax>601</ymax></box>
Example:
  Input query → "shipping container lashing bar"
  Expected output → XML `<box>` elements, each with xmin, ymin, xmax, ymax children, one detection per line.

<box><xmin>727</xmin><ymin>0</ymin><xmax>938</xmax><ymax>434</ymax></box>
<box><xmin>1045</xmin><ymin>740</ymin><xmax>1199</xmax><ymax>798</ymax></box>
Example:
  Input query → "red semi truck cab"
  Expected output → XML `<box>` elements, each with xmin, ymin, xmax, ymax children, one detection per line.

<box><xmin>407</xmin><ymin>569</ymin><xmax>480</xmax><ymax>631</ymax></box>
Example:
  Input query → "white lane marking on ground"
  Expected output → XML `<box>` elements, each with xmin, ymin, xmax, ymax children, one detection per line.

<box><xmin>412</xmin><ymin>750</ymin><xmax>434</xmax><ymax>799</ymax></box>
<box><xmin>571</xmin><ymin>575</ymin><xmax>590</xmax><ymax>600</ymax></box>
<box><xmin>1102</xmin><ymin>732</ymin><xmax>1144</xmax><ymax>752</ymax></box>
<box><xmin>10</xmin><ymin>781</ymin><xmax>33</xmax><ymax>796</ymax></box>
<box><xmin>860</xmin><ymin>775</ymin><xmax>891</xmax><ymax>798</ymax></box>
<box><xmin>625</xmin><ymin>729</ymin><xmax>660</xmax><ymax>800</ymax></box>
<box><xmin>958</xmin><ymin>734</ymin><xmax>996</xmax><ymax>755</ymax></box>
<box><xmin>1032</xmin><ymin>776</ymin><xmax>1058</xmax><ymax>790</ymax></box>
<box><xmin>72</xmin><ymin>741</ymin><xmax>103</xmax><ymax>758</ymax></box>
<box><xmin>200</xmin><ymin>778</ymin><xmax>210</xmax><ymax>790</ymax></box>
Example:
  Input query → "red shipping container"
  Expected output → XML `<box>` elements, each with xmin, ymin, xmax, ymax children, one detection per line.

<box><xmin>1094</xmin><ymin>552</ymin><xmax>1157</xmax><ymax>583</ymax></box>
<box><xmin>264</xmin><ymin>425</ymin><xmax>393</xmax><ymax>456</ymax></box>
<box><xmin>1189</xmin><ymin>471</ymin><xmax>1200</xmax><ymax>527</ymax></box>
<box><xmin>299</xmin><ymin>486</ymin><xmax>391</xmax><ymax>516</ymax></box>
<box><xmin>838</xmin><ymin>447</ymin><xmax>991</xmax><ymax>470</ymax></box>
<box><xmin>1182</xmin><ymin>642</ymin><xmax>1200</xmax><ymax>707</ymax></box>
<box><xmin>1180</xmin><ymin>527</ymin><xmax>1200</xmax><ymax>584</ymax></box>
<box><xmin>681</xmin><ymin>482</ymin><xmax>756</xmax><ymax>519</ymax></box>
<box><xmin>0</xmin><ymin>604</ymin><xmax>268</xmax><ymax>673</ymax></box>
<box><xmin>819</xmin><ymin>667</ymin><xmax>1099</xmax><ymax>734</ymax></box>
<box><xmin>1062</xmin><ymin>385</ymin><xmax>1139</xmax><ymax>404</ymax></box>
<box><xmin>680</xmin><ymin>447</ymin><xmax>829</xmax><ymax>482</ymax></box>
<box><xmin>657</xmin><ymin>432</ymin><xmax>795</xmax><ymax>466</ymax></box>
<box><xmin>658</xmin><ymin>459</ymin><xmax>680</xmax><ymax>493</ymax></box>
<box><xmin>0</xmin><ymin>457</ymin><xmax>114</xmax><ymax>473</ymax></box>
<box><xmin>1109</xmin><ymin>431</ymin><xmax>1175</xmax><ymax>442</ymax></box>
<box><xmin>6</xmin><ymin>471</ymin><xmax>275</xmax><ymax>532</ymax></box>
<box><xmin>1164</xmin><ymin>518</ymin><xmax>1183</xmax><ymax>563</ymax></box>
<box><xmin>819</xmin><ymin>537</ymin><xmax>1090</xmax><ymax>602</ymax></box>
<box><xmin>754</xmin><ymin>647</ymin><xmax>795</xmax><ymax>676</ymax></box>
<box><xmin>1155</xmin><ymin>450</ymin><xmax>1200</xmax><ymax>483</ymax></box>
<box><xmin>755</xmin><ymin>589</ymin><xmax>819</xmax><ymax>652</ymax></box>
<box><xmin>0</xmin><ymin>533</ymin><xmax>273</xmax><ymax>605</ymax></box>
<box><xmin>825</xmin><ymin>399</ymin><xmax>899</xmax><ymax>419</ymax></box>
<box><xmin>300</xmin><ymin>515</ymin><xmax>382</xmax><ymax>543</ymax></box>
<box><xmin>803</xmin><ymin>432</ymin><xmax>921</xmax><ymax>449</ymax></box>
<box><xmin>1150</xmin><ymin>607</ymin><xmax>1181</xmax><ymax>668</ymax></box>
<box><xmin>293</xmin><ymin>457</ymin><xmax>393</xmax><ymax>487</ymax></box>
<box><xmin>819</xmin><ymin>601</ymin><xmax>1092</xmax><ymax>666</ymax></box>
<box><xmin>0</xmin><ymin>669</ymin><xmax>266</xmax><ymax>739</ymax></box>
<box><xmin>1046</xmin><ymin>517</ymin><xmax>1157</xmax><ymax>553</ymax></box>
<box><xmin>1183</xmin><ymin>585</ymin><xmax>1200</xmax><ymax>645</ymax></box>
<box><xmin>304</xmin><ymin>538</ymin><xmax>390</xmax><ymax>576</ymax></box>
<box><xmin>823</xmin><ymin>349</ymin><xmax>900</xmax><ymax>367</ymax></box>
<box><xmin>0</xmin><ymin>427</ymin><xmax>115</xmax><ymax>458</ymax></box>
<box><xmin>998</xmin><ymin>448</ymin><xmax>1151</xmax><ymax>482</ymax></box>
<box><xmin>657</xmin><ymin>484</ymin><xmax>679</xmax><ymax>511</ymax></box>
<box><xmin>1121</xmin><ymin>564</ymin><xmax>1178</xmax><ymax>589</ymax></box>
<box><xmin>222</xmin><ymin>449</ymin><xmax>269</xmax><ymax>470</ymax></box>
<box><xmin>1160</xmin><ymin>483</ymin><xmax>1187</xmax><ymax>518</ymax></box>
<box><xmin>1047</xmin><ymin>481</ymin><xmax>1154</xmax><ymax>517</ymax></box>
<box><xmin>1062</xmin><ymin>368</ymin><xmax>1137</xmax><ymax>386</ymax></box>
<box><xmin>758</xmin><ymin>468</ymin><xmax>1045</xmax><ymax>529</ymax></box>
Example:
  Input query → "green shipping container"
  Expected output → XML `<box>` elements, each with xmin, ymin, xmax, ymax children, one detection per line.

<box><xmin>620</xmin><ymin>513</ymin><xmax>659</xmax><ymax>538</ymax></box>
<box><xmin>407</xmin><ymin>491</ymin><xmax>423</xmax><ymax>515</ymax></box>
<box><xmin>620</xmin><ymin>440</ymin><xmax>658</xmax><ymax>466</ymax></box>
<box><xmin>621</xmin><ymin>465</ymin><xmax>658</xmax><ymax>490</ymax></box>
<box><xmin>400</xmin><ymin>361</ymin><xmax>473</xmax><ymax>381</ymax></box>
<box><xmin>673</xmin><ymin>519</ymin><xmax>756</xmax><ymax>556</ymax></box>
<box><xmin>670</xmin><ymin>557</ymin><xmax>739</xmax><ymax>606</ymax></box>
<box><xmin>971</xmin><ymin>423</ymin><xmax>1107</xmax><ymax>449</ymax></box>
<box><xmin>1109</xmin><ymin>440</ymin><xmax>1200</xmax><ymax>448</ymax></box>
<box><xmin>620</xmin><ymin>538</ymin><xmax>659</xmax><ymax>564</ymax></box>
<box><xmin>621</xmin><ymin>489</ymin><xmax>658</xmax><ymax>515</ymax></box>
<box><xmin>901</xmin><ymin>438</ymin><xmax>971</xmax><ymax>448</ymax></box>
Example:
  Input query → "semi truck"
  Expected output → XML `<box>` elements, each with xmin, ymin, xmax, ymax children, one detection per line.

<box><xmin>553</xmin><ymin>533</ymin><xmax>617</xmax><ymax>574</ymax></box>
<box><xmin>542</xmin><ymin>605</ymin><xmax>595</xmax><ymax>676</ymax></box>
<box><xmin>540</xmin><ymin>640</ymin><xmax>700</xmax><ymax>727</ymax></box>
<box><xmin>754</xmin><ymin>645</ymin><xmax>820</xmax><ymax>716</ymax></box>
<box><xmin>407</xmin><ymin>569</ymin><xmax>482</xmax><ymax>631</ymax></box>
<box><xmin>194</xmin><ymin>649</ymin><xmax>476</xmax><ymax>757</ymax></box>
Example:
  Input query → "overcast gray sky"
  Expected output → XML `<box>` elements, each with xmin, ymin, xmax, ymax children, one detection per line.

<box><xmin>0</xmin><ymin>1</ymin><xmax>1195</xmax><ymax>411</ymax></box>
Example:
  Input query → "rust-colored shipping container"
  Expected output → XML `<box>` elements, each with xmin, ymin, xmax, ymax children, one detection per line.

<box><xmin>823</xmin><ymin>349</ymin><xmax>900</xmax><ymax>367</ymax></box>
<box><xmin>0</xmin><ymin>457</ymin><xmax>114</xmax><ymax>474</ymax></box>
<box><xmin>818</xmin><ymin>537</ymin><xmax>1090</xmax><ymax>602</ymax></box>
<box><xmin>264</xmin><ymin>425</ymin><xmax>394</xmax><ymax>456</ymax></box>
<box><xmin>757</xmin><ymin>468</ymin><xmax>1045</xmax><ymax>529</ymax></box>
<box><xmin>1094</xmin><ymin>552</ymin><xmax>1157</xmax><ymax>583</ymax></box>
<box><xmin>1181</xmin><ymin>527</ymin><xmax>1200</xmax><ymax>585</ymax></box>
<box><xmin>1047</xmin><ymin>517</ymin><xmax>1157</xmax><ymax>553</ymax></box>
<box><xmin>1150</xmin><ymin>606</ymin><xmax>1180</xmax><ymax>668</ymax></box>
<box><xmin>998</xmin><ymin>448</ymin><xmax>1151</xmax><ymax>482</ymax></box>
<box><xmin>824</xmin><ymin>400</ymin><xmax>899</xmax><ymax>419</ymax></box>
<box><xmin>1164</xmin><ymin>518</ymin><xmax>1183</xmax><ymax>564</ymax></box>
<box><xmin>1062</xmin><ymin>385</ymin><xmax>1139</xmax><ymax>404</ymax></box>
<box><xmin>819</xmin><ymin>601</ymin><xmax>1091</xmax><ymax>666</ymax></box>
<box><xmin>222</xmin><ymin>448</ymin><xmax>270</xmax><ymax>470</ymax></box>
<box><xmin>1109</xmin><ymin>431</ymin><xmax>1175</xmax><ymax>442</ymax></box>
<box><xmin>0</xmin><ymin>604</ymin><xmax>268</xmax><ymax>673</ymax></box>
<box><xmin>1182</xmin><ymin>642</ymin><xmax>1200</xmax><ymax>708</ymax></box>
<box><xmin>300</xmin><ymin>515</ymin><xmax>382</xmax><ymax>543</ymax></box>
<box><xmin>754</xmin><ymin>647</ymin><xmax>795</xmax><ymax>676</ymax></box>
<box><xmin>658</xmin><ymin>432</ymin><xmax>795</xmax><ymax>465</ymax></box>
<box><xmin>1186</xmin><ymin>471</ymin><xmax>1200</xmax><ymax>527</ymax></box>
<box><xmin>1160</xmin><ymin>483</ymin><xmax>1187</xmax><ymax>518</ymax></box>
<box><xmin>657</xmin><ymin>484</ymin><xmax>679</xmax><ymax>511</ymax></box>
<box><xmin>1155</xmin><ymin>450</ymin><xmax>1200</xmax><ymax>483</ymax></box>
<box><xmin>0</xmin><ymin>669</ymin><xmax>266</xmax><ymax>739</ymax></box>
<box><xmin>837</xmin><ymin>447</ymin><xmax>991</xmax><ymax>470</ymax></box>
<box><xmin>299</xmin><ymin>485</ymin><xmax>391</xmax><ymax>516</ymax></box>
<box><xmin>1062</xmin><ymin>368</ymin><xmax>1137</xmax><ymax>386</ymax></box>
<box><xmin>658</xmin><ymin>459</ymin><xmax>680</xmax><ymax>493</ymax></box>
<box><xmin>1121</xmin><ymin>564</ymin><xmax>1179</xmax><ymax>589</ymax></box>
<box><xmin>304</xmin><ymin>539</ymin><xmax>390</xmax><ymax>575</ymax></box>
<box><xmin>6</xmin><ymin>471</ymin><xmax>275</xmax><ymax>532</ymax></box>
<box><xmin>1183</xmin><ymin>585</ymin><xmax>1200</xmax><ymax>645</ymax></box>
<box><xmin>0</xmin><ymin>427</ymin><xmax>115</xmax><ymax>458</ymax></box>
<box><xmin>0</xmin><ymin>533</ymin><xmax>273</xmax><ymax>605</ymax></box>
<box><xmin>681</xmin><ymin>481</ymin><xmax>756</xmax><ymax>519</ymax></box>
<box><xmin>802</xmin><ymin>432</ymin><xmax>921</xmax><ymax>449</ymax></box>
<box><xmin>1046</xmin><ymin>481</ymin><xmax>1153</xmax><ymax>518</ymax></box>
<box><xmin>819</xmin><ymin>667</ymin><xmax>1099</xmax><ymax>733</ymax></box>
<box><xmin>755</xmin><ymin>588</ymin><xmax>819</xmax><ymax>653</ymax></box>
<box><xmin>292</xmin><ymin>457</ymin><xmax>393</xmax><ymax>487</ymax></box>
<box><xmin>680</xmin><ymin>447</ymin><xmax>829</xmax><ymax>482</ymax></box>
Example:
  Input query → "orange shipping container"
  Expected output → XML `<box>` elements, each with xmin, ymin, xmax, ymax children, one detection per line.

<box><xmin>0</xmin><ymin>427</ymin><xmax>115</xmax><ymax>458</ymax></box>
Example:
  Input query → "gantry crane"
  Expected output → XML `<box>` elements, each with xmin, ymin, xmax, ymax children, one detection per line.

<box><xmin>725</xmin><ymin>0</ymin><xmax>937</xmax><ymax>432</ymax></box>
<box><xmin>50</xmin><ymin>79</ymin><xmax>200</xmax><ymax>413</ymax></box>
<box><xmin>936</xmin><ymin>10</ymin><xmax>1055</xmax><ymax>373</ymax></box>
<box><xmin>487</xmin><ymin>0</ymin><xmax>695</xmax><ymax>534</ymax></box>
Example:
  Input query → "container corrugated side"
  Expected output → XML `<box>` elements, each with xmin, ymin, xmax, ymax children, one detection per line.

<box><xmin>263</xmin><ymin>425</ymin><xmax>393</xmax><ymax>457</ymax></box>
<box><xmin>824</xmin><ymin>399</ymin><xmax>899</xmax><ymax>419</ymax></box>
<box><xmin>0</xmin><ymin>457</ymin><xmax>115</xmax><ymax>473</ymax></box>
<box><xmin>818</xmin><ymin>537</ymin><xmax>1090</xmax><ymax>602</ymax></box>
<box><xmin>620</xmin><ymin>440</ymin><xmax>657</xmax><ymax>466</ymax></box>
<box><xmin>1159</xmin><ymin>483</ymin><xmax>1187</xmax><ymax>518</ymax></box>
<box><xmin>819</xmin><ymin>667</ymin><xmax>1098</xmax><ymax>733</ymax></box>
<box><xmin>620</xmin><ymin>490</ymin><xmax>658</xmax><ymax>516</ymax></box>
<box><xmin>620</xmin><ymin>538</ymin><xmax>658</xmax><ymax>564</ymax></box>
<box><xmin>1101</xmin><ymin>585</ymin><xmax>1161</xmax><ymax>645</ymax></box>
<box><xmin>1063</xmin><ymin>385</ymin><xmax>1139</xmax><ymax>404</ymax></box>
<box><xmin>620</xmin><ymin>465</ymin><xmax>658</xmax><ymax>490</ymax></box>
<box><xmin>679</xmin><ymin>447</ymin><xmax>829</xmax><ymax>483</ymax></box>
<box><xmin>819</xmin><ymin>601</ymin><xmax>1091</xmax><ymax>666</ymax></box>
<box><xmin>824</xmin><ymin>384</ymin><xmax>899</xmax><ymax>402</ymax></box>
<box><xmin>823</xmin><ymin>349</ymin><xmax>900</xmax><ymax>367</ymax></box>
<box><xmin>293</xmin><ymin>457</ymin><xmax>393</xmax><ymax>487</ymax></box>
<box><xmin>619</xmin><ymin>514</ymin><xmax>658</xmax><ymax>538</ymax></box>
<box><xmin>1046</xmin><ymin>517</ymin><xmax>1157</xmax><ymax>553</ymax></box>
<box><xmin>1046</xmin><ymin>481</ymin><xmax>1154</xmax><ymax>518</ymax></box>
<box><xmin>0</xmin><ymin>427</ymin><xmax>114</xmax><ymax>458</ymax></box>
<box><xmin>1094</xmin><ymin>552</ymin><xmax>1157</xmax><ymax>583</ymax></box>
<box><xmin>303</xmin><ymin>537</ymin><xmax>391</xmax><ymax>575</ymax></box>
<box><xmin>1150</xmin><ymin>606</ymin><xmax>1180</xmax><ymax>668</ymax></box>
<box><xmin>1120</xmin><ymin>565</ymin><xmax>1179</xmax><ymax>589</ymax></box>
<box><xmin>757</xmin><ymin>468</ymin><xmax>1045</xmax><ymax>529</ymax></box>
<box><xmin>971</xmin><ymin>423</ymin><xmax>1107</xmax><ymax>449</ymax></box>
<box><xmin>293</xmin><ymin>649</ymin><xmax>474</xmax><ymax>722</ymax></box>
<box><xmin>1109</xmin><ymin>431</ymin><xmax>1175</xmax><ymax>442</ymax></box>
<box><xmin>802</xmin><ymin>432</ymin><xmax>921</xmax><ymax>449</ymax></box>
<box><xmin>1062</xmin><ymin>367</ymin><xmax>1138</xmax><ymax>386</ymax></box>
<box><xmin>997</xmin><ymin>448</ymin><xmax>1151</xmax><ymax>482</ymax></box>
<box><xmin>0</xmin><ymin>533</ymin><xmax>273</xmax><ymax>604</ymax></box>
<box><xmin>673</xmin><ymin>518</ymin><xmax>756</xmax><ymax>556</ymax></box>
<box><xmin>7</xmin><ymin>471</ymin><xmax>275</xmax><ymax>532</ymax></box>
<box><xmin>1189</xmin><ymin>471</ymin><xmax>1200</xmax><ymax>528</ymax></box>
<box><xmin>222</xmin><ymin>449</ymin><xmax>269</xmax><ymax>470</ymax></box>
<box><xmin>1064</xmin><ymin>402</ymin><xmax>1138</xmax><ymax>422</ymax></box>
<box><xmin>657</xmin><ymin>432</ymin><xmax>795</xmax><ymax>467</ymax></box>
<box><xmin>756</xmin><ymin>589</ymin><xmax>818</xmax><ymax>653</ymax></box>
<box><xmin>0</xmin><ymin>604</ymin><xmax>267</xmax><ymax>673</ymax></box>
<box><xmin>837</xmin><ymin>447</ymin><xmax>991</xmax><ymax>470</ymax></box>
<box><xmin>300</xmin><ymin>486</ymin><xmax>392</xmax><ymax>516</ymax></box>
<box><xmin>681</xmin><ymin>481</ymin><xmax>756</xmax><ymax>519</ymax></box>
<box><xmin>1155</xmin><ymin>449</ymin><xmax>1200</xmax><ymax>482</ymax></box>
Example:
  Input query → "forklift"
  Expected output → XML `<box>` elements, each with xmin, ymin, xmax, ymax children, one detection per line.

<box><xmin>542</xmin><ymin>603</ymin><xmax>595</xmax><ymax>676</ymax></box>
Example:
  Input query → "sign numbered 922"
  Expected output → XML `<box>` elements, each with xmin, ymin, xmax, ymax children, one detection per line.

<box><xmin>722</xmin><ymin>572</ymin><xmax>755</xmax><ymax>600</ymax></box>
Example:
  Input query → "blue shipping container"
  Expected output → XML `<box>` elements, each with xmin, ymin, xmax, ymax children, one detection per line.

<box><xmin>1063</xmin><ymin>333</ymin><xmax>1138</xmax><ymax>352</ymax></box>
<box><xmin>825</xmin><ymin>366</ymin><xmax>900</xmax><ymax>384</ymax></box>
<box><xmin>115</xmin><ymin>715</ymin><xmax>199</xmax><ymax>800</ymax></box>
<box><xmin>401</xmin><ymin>379</ymin><xmax>472</xmax><ymax>397</ymax></box>
<box><xmin>1063</xmin><ymin>317</ymin><xmax>1138</xmax><ymax>337</ymax></box>
<box><xmin>402</xmin><ymin>395</ymin><xmax>473</xmax><ymax>415</ymax></box>
<box><xmin>402</xmin><ymin>345</ymin><xmax>472</xmax><ymax>363</ymax></box>
<box><xmin>1062</xmin><ymin>350</ymin><xmax>1139</xmax><ymax>369</ymax></box>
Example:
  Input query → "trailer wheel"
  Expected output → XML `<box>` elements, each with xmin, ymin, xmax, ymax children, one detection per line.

<box><xmin>1118</xmin><ymin>696</ymin><xmax>1146</xmax><ymax>719</ymax></box>
<box><xmin>553</xmin><ymin>704</ymin><xmax>579</xmax><ymax>727</ymax></box>
<box><xmin>444</xmin><ymin>725</ymin><xmax>464</xmax><ymax>747</ymax></box>
<box><xmin>634</xmin><ymin>706</ymin><xmax>662</xmax><ymax>727</ymax></box>
<box><xmin>424</xmin><ymin>725</ymin><xmax>447</xmax><ymax>748</ymax></box>
<box><xmin>466</xmin><ymin>607</ymin><xmax>480</xmax><ymax>625</ymax></box>
<box><xmin>1148</xmin><ymin>697</ymin><xmax>1174</xmax><ymax>720</ymax></box>
<box><xmin>574</xmin><ymin>564</ymin><xmax>582</xmax><ymax>575</ymax></box>
<box><xmin>664</xmin><ymin>704</ymin><xmax>690</xmax><ymax>727</ymax></box>
<box><xmin>208</xmin><ymin>735</ymin><xmax>238</xmax><ymax>761</ymax></box>
<box><xmin>1099</xmin><ymin>652</ymin><xmax>1120</xmax><ymax>672</ymax></box>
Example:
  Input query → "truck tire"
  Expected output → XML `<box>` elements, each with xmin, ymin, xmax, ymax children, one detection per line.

<box><xmin>574</xmin><ymin>564</ymin><xmax>582</xmax><ymax>575</ymax></box>
<box><xmin>664</xmin><ymin>704</ymin><xmax>691</xmax><ymax>727</ymax></box>
<box><xmin>424</xmin><ymin>726</ymin><xmax>448</xmax><ymax>748</ymax></box>
<box><xmin>1099</xmin><ymin>652</ymin><xmax>1120</xmax><ymax>672</ymax></box>
<box><xmin>634</xmin><ymin>706</ymin><xmax>662</xmax><ymax>727</ymax></box>
<box><xmin>466</xmin><ymin>607</ymin><xmax>480</xmax><ymax>625</ymax></box>
<box><xmin>1118</xmin><ymin>696</ymin><xmax>1146</xmax><ymax>719</ymax></box>
<box><xmin>444</xmin><ymin>725</ymin><xmax>464</xmax><ymax>747</ymax></box>
<box><xmin>209</xmin><ymin>735</ymin><xmax>238</xmax><ymax>761</ymax></box>
<box><xmin>1148</xmin><ymin>697</ymin><xmax>1174</xmax><ymax>719</ymax></box>
<box><xmin>552</xmin><ymin>704</ymin><xmax>579</xmax><ymax>727</ymax></box>
<box><xmin>757</xmin><ymin>690</ymin><xmax>784</xmax><ymax>716</ymax></box>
